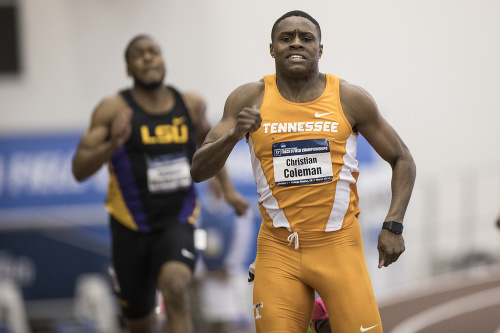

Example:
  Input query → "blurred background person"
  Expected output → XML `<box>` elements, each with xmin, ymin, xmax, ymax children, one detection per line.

<box><xmin>191</xmin><ymin>177</ymin><xmax>255</xmax><ymax>333</ymax></box>
<box><xmin>72</xmin><ymin>34</ymin><xmax>247</xmax><ymax>333</ymax></box>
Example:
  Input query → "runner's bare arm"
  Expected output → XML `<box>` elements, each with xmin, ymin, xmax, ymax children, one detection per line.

<box><xmin>72</xmin><ymin>96</ymin><xmax>132</xmax><ymax>181</ymax></box>
<box><xmin>182</xmin><ymin>92</ymin><xmax>212</xmax><ymax>148</ymax></box>
<box><xmin>344</xmin><ymin>84</ymin><xmax>416</xmax><ymax>225</ymax></box>
<box><xmin>340</xmin><ymin>81</ymin><xmax>416</xmax><ymax>268</ymax></box>
<box><xmin>190</xmin><ymin>82</ymin><xmax>263</xmax><ymax>183</ymax></box>
<box><xmin>183</xmin><ymin>92</ymin><xmax>249</xmax><ymax>215</ymax></box>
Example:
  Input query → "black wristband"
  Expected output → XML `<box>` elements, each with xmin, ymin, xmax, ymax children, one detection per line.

<box><xmin>382</xmin><ymin>221</ymin><xmax>403</xmax><ymax>234</ymax></box>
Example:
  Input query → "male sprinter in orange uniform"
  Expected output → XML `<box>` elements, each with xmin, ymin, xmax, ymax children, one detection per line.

<box><xmin>191</xmin><ymin>10</ymin><xmax>416</xmax><ymax>333</ymax></box>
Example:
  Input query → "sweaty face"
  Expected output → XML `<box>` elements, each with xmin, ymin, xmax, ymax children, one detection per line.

<box><xmin>270</xmin><ymin>16</ymin><xmax>323</xmax><ymax>77</ymax></box>
<box><xmin>126</xmin><ymin>38</ymin><xmax>166</xmax><ymax>89</ymax></box>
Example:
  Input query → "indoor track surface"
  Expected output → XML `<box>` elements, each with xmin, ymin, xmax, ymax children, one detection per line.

<box><xmin>378</xmin><ymin>265</ymin><xmax>500</xmax><ymax>333</ymax></box>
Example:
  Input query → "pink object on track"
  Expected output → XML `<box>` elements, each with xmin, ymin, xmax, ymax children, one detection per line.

<box><xmin>311</xmin><ymin>297</ymin><xmax>328</xmax><ymax>331</ymax></box>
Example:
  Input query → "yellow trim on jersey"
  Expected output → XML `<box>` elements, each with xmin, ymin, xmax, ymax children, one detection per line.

<box><xmin>104</xmin><ymin>164</ymin><xmax>138</xmax><ymax>231</ymax></box>
<box><xmin>188</xmin><ymin>199</ymin><xmax>200</xmax><ymax>225</ymax></box>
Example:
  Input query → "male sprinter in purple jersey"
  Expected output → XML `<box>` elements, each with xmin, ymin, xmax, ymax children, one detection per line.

<box><xmin>73</xmin><ymin>35</ymin><xmax>248</xmax><ymax>333</ymax></box>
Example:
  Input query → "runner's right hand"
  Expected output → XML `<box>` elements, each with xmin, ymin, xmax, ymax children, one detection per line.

<box><xmin>233</xmin><ymin>105</ymin><xmax>262</xmax><ymax>141</ymax></box>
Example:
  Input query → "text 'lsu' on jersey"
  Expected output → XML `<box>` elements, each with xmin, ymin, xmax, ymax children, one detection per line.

<box><xmin>106</xmin><ymin>87</ymin><xmax>199</xmax><ymax>232</ymax></box>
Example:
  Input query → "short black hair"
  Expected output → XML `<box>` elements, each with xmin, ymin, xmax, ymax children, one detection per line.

<box><xmin>124</xmin><ymin>34</ymin><xmax>153</xmax><ymax>64</ymax></box>
<box><xmin>271</xmin><ymin>10</ymin><xmax>321</xmax><ymax>42</ymax></box>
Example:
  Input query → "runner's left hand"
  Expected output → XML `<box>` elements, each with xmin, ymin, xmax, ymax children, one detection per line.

<box><xmin>377</xmin><ymin>229</ymin><xmax>405</xmax><ymax>268</ymax></box>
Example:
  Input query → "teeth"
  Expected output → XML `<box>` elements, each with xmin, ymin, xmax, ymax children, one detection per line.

<box><xmin>290</xmin><ymin>55</ymin><xmax>304</xmax><ymax>59</ymax></box>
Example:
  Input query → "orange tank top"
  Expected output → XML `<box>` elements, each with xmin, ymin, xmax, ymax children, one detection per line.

<box><xmin>248</xmin><ymin>74</ymin><xmax>360</xmax><ymax>232</ymax></box>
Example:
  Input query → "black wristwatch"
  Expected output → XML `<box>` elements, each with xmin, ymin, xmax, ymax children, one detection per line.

<box><xmin>382</xmin><ymin>221</ymin><xmax>403</xmax><ymax>234</ymax></box>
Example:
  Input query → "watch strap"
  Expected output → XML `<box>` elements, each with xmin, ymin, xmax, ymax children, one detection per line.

<box><xmin>382</xmin><ymin>221</ymin><xmax>403</xmax><ymax>234</ymax></box>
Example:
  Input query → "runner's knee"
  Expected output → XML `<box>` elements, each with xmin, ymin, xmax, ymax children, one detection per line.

<box><xmin>158</xmin><ymin>262</ymin><xmax>191</xmax><ymax>308</ymax></box>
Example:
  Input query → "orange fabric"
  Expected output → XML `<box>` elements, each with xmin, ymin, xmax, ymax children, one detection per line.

<box><xmin>249</xmin><ymin>74</ymin><xmax>380</xmax><ymax>333</ymax></box>
<box><xmin>253</xmin><ymin>222</ymin><xmax>382</xmax><ymax>333</ymax></box>
<box><xmin>248</xmin><ymin>74</ymin><xmax>360</xmax><ymax>233</ymax></box>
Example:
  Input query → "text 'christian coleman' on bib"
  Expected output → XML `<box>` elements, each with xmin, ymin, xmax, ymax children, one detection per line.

<box><xmin>272</xmin><ymin>138</ymin><xmax>333</xmax><ymax>187</ymax></box>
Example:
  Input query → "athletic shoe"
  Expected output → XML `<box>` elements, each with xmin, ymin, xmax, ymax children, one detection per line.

<box><xmin>311</xmin><ymin>297</ymin><xmax>329</xmax><ymax>332</ymax></box>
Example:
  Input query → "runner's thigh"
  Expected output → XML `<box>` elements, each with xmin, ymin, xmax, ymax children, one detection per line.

<box><xmin>304</xmin><ymin>224</ymin><xmax>382</xmax><ymax>333</ymax></box>
<box><xmin>253</xmin><ymin>229</ymin><xmax>315</xmax><ymax>333</ymax></box>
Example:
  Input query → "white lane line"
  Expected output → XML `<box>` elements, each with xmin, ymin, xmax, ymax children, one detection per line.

<box><xmin>390</xmin><ymin>286</ymin><xmax>500</xmax><ymax>333</ymax></box>
<box><xmin>378</xmin><ymin>265</ymin><xmax>500</xmax><ymax>308</ymax></box>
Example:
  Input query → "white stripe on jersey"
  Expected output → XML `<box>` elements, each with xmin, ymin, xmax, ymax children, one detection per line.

<box><xmin>248</xmin><ymin>136</ymin><xmax>291</xmax><ymax>231</ymax></box>
<box><xmin>325</xmin><ymin>133</ymin><xmax>359</xmax><ymax>231</ymax></box>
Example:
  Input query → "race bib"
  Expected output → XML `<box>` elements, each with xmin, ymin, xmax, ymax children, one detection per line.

<box><xmin>272</xmin><ymin>139</ymin><xmax>333</xmax><ymax>187</ymax></box>
<box><xmin>146</xmin><ymin>153</ymin><xmax>191</xmax><ymax>193</ymax></box>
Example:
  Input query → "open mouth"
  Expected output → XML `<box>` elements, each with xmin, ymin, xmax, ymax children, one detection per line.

<box><xmin>288</xmin><ymin>54</ymin><xmax>306</xmax><ymax>60</ymax></box>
